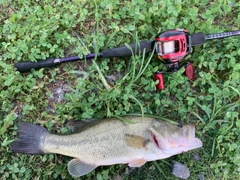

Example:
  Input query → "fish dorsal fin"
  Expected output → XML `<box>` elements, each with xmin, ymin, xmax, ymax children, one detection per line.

<box><xmin>125</xmin><ymin>134</ymin><xmax>149</xmax><ymax>149</ymax></box>
<box><xmin>128</xmin><ymin>159</ymin><xmax>147</xmax><ymax>167</ymax></box>
<box><xmin>68</xmin><ymin>158</ymin><xmax>97</xmax><ymax>177</ymax></box>
<box><xmin>68</xmin><ymin>121</ymin><xmax>87</xmax><ymax>132</ymax></box>
<box><xmin>68</xmin><ymin>119</ymin><xmax>99</xmax><ymax>133</ymax></box>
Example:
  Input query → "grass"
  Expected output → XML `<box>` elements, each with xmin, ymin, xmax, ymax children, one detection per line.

<box><xmin>1</xmin><ymin>0</ymin><xmax>240</xmax><ymax>179</ymax></box>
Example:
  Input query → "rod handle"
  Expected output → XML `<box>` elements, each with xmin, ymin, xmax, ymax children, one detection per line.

<box><xmin>101</xmin><ymin>40</ymin><xmax>154</xmax><ymax>58</ymax></box>
<box><xmin>189</xmin><ymin>32</ymin><xmax>206</xmax><ymax>46</ymax></box>
<box><xmin>15</xmin><ymin>58</ymin><xmax>56</xmax><ymax>73</ymax></box>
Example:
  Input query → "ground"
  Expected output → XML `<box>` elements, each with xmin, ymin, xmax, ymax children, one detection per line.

<box><xmin>0</xmin><ymin>1</ymin><xmax>240</xmax><ymax>180</ymax></box>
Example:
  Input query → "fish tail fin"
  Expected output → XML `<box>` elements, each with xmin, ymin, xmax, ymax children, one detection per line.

<box><xmin>11</xmin><ymin>121</ymin><xmax>49</xmax><ymax>154</ymax></box>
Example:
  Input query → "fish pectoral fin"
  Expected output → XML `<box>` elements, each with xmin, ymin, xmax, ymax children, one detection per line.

<box><xmin>128</xmin><ymin>159</ymin><xmax>147</xmax><ymax>167</ymax></box>
<box><xmin>68</xmin><ymin>159</ymin><xmax>97</xmax><ymax>177</ymax></box>
<box><xmin>125</xmin><ymin>134</ymin><xmax>149</xmax><ymax>149</ymax></box>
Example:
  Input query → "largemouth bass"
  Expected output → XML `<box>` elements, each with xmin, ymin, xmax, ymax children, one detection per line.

<box><xmin>10</xmin><ymin>116</ymin><xmax>202</xmax><ymax>177</ymax></box>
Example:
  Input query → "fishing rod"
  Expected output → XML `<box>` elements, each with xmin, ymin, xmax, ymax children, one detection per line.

<box><xmin>15</xmin><ymin>29</ymin><xmax>240</xmax><ymax>90</ymax></box>
<box><xmin>14</xmin><ymin>41</ymin><xmax>154</xmax><ymax>73</ymax></box>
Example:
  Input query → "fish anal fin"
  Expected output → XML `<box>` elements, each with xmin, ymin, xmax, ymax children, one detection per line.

<box><xmin>68</xmin><ymin>158</ymin><xmax>97</xmax><ymax>177</ymax></box>
<box><xmin>128</xmin><ymin>159</ymin><xmax>147</xmax><ymax>167</ymax></box>
<box><xmin>125</xmin><ymin>134</ymin><xmax>149</xmax><ymax>149</ymax></box>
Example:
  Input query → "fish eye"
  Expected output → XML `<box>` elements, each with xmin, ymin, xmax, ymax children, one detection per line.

<box><xmin>177</xmin><ymin>122</ymin><xmax>183</xmax><ymax>128</ymax></box>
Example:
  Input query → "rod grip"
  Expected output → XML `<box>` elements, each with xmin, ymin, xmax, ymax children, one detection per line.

<box><xmin>101</xmin><ymin>40</ymin><xmax>154</xmax><ymax>58</ymax></box>
<box><xmin>189</xmin><ymin>32</ymin><xmax>206</xmax><ymax>46</ymax></box>
<box><xmin>15</xmin><ymin>58</ymin><xmax>56</xmax><ymax>73</ymax></box>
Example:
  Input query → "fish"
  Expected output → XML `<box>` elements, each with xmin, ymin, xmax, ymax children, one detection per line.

<box><xmin>10</xmin><ymin>116</ymin><xmax>202</xmax><ymax>177</ymax></box>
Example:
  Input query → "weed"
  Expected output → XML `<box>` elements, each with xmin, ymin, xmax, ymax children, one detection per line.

<box><xmin>1</xmin><ymin>0</ymin><xmax>240</xmax><ymax>179</ymax></box>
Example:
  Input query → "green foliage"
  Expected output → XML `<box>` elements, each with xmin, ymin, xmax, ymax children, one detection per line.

<box><xmin>1</xmin><ymin>0</ymin><xmax>240</xmax><ymax>179</ymax></box>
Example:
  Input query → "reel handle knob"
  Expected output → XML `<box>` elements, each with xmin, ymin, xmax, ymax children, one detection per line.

<box><xmin>154</xmin><ymin>72</ymin><xmax>165</xmax><ymax>90</ymax></box>
<box><xmin>185</xmin><ymin>63</ymin><xmax>194</xmax><ymax>80</ymax></box>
